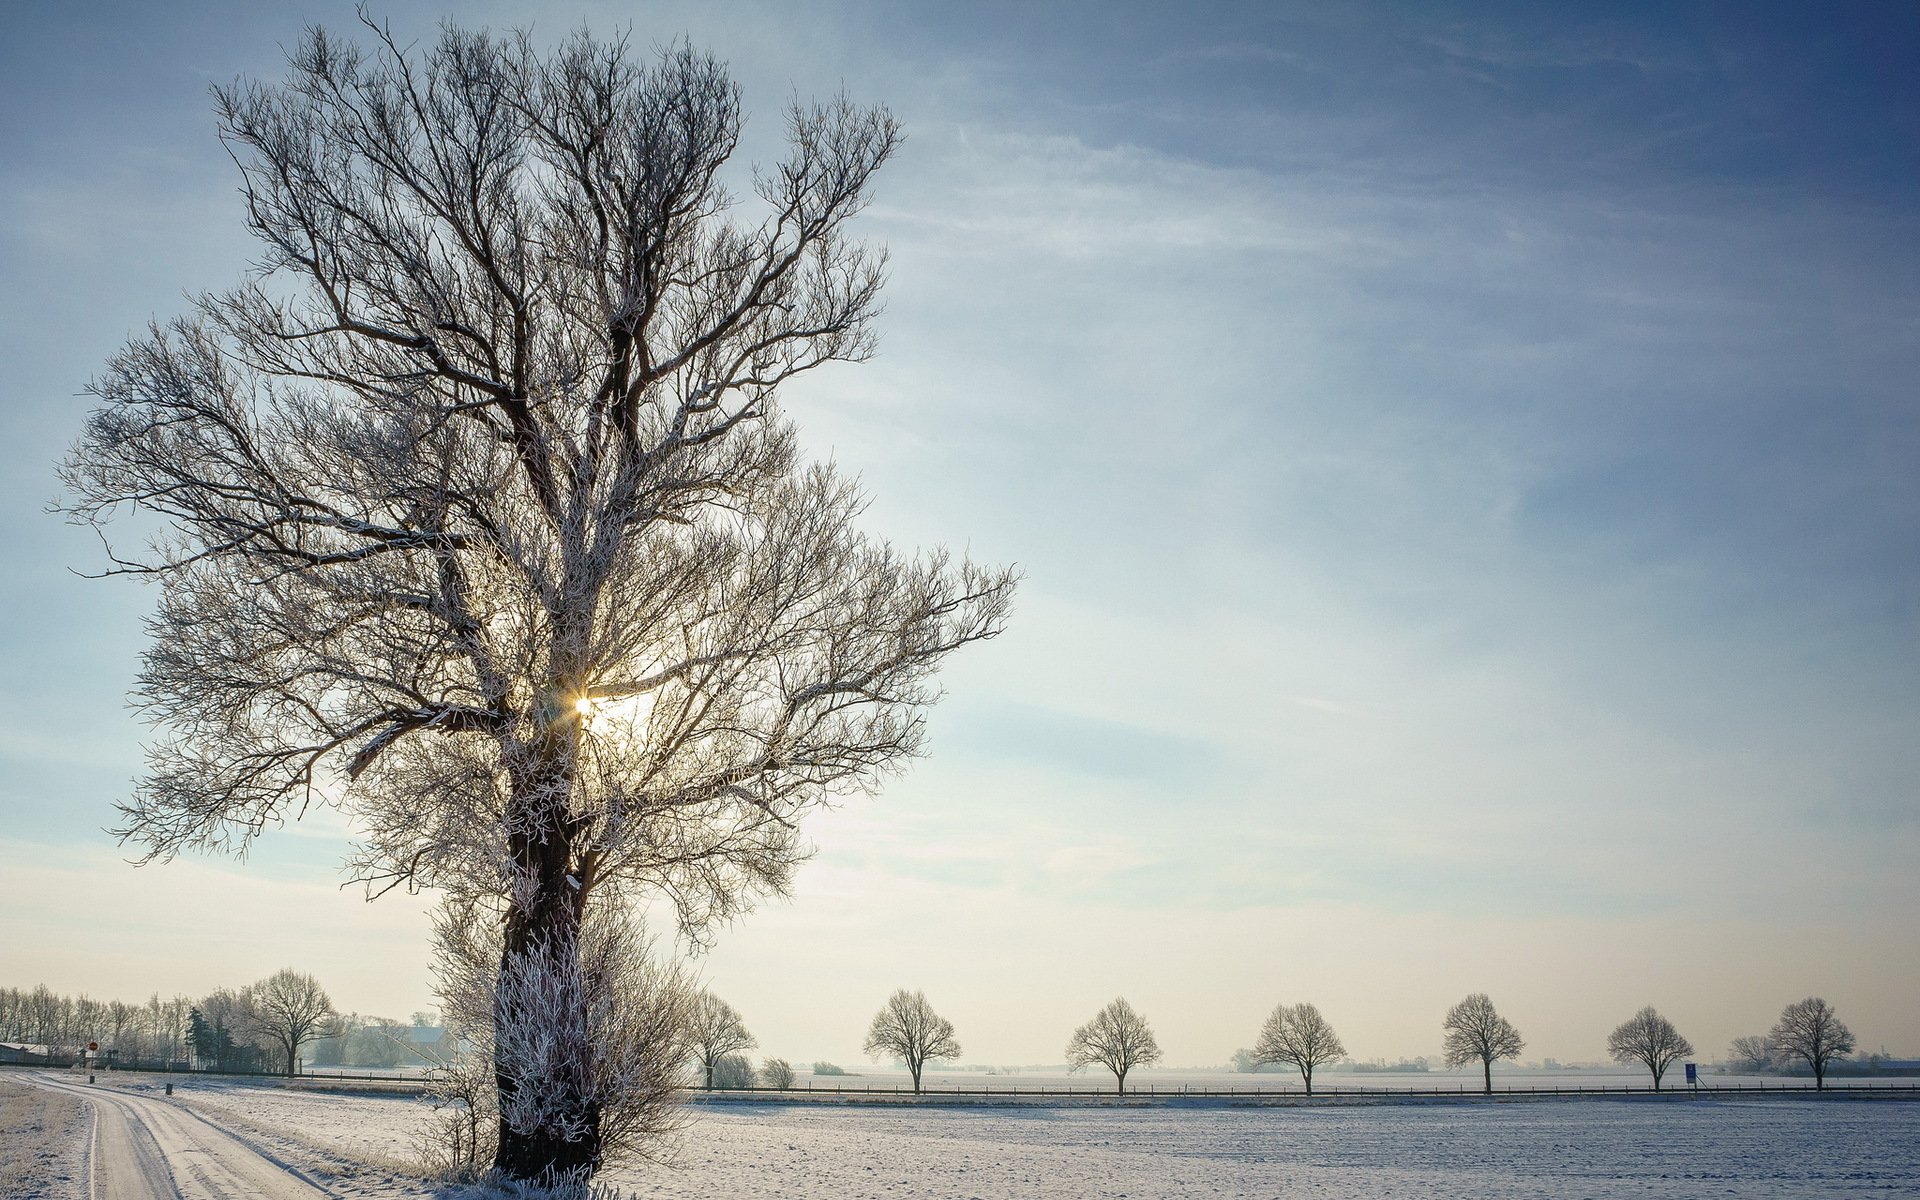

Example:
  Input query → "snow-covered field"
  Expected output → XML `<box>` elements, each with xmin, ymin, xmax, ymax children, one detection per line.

<box><xmin>147</xmin><ymin>1076</ymin><xmax>1920</xmax><ymax>1198</ymax></box>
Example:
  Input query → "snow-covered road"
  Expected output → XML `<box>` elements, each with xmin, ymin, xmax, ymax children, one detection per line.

<box><xmin>22</xmin><ymin>1072</ymin><xmax>333</xmax><ymax>1200</ymax></box>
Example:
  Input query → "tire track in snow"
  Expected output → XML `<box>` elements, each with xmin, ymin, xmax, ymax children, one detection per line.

<box><xmin>24</xmin><ymin>1072</ymin><xmax>333</xmax><ymax>1200</ymax></box>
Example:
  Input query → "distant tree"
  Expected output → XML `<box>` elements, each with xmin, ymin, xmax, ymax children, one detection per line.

<box><xmin>1769</xmin><ymin>997</ymin><xmax>1855</xmax><ymax>1090</ymax></box>
<box><xmin>689</xmin><ymin>992</ymin><xmax>756</xmax><ymax>1090</ymax></box>
<box><xmin>811</xmin><ymin>1061</ymin><xmax>849</xmax><ymax>1076</ymax></box>
<box><xmin>1253</xmin><ymin>1002</ymin><xmax>1346</xmax><ymax>1094</ymax></box>
<box><xmin>246</xmin><ymin>969</ymin><xmax>340</xmax><ymax>1075</ymax></box>
<box><xmin>1605</xmin><ymin>1006</ymin><xmax>1693</xmax><ymax>1090</ymax></box>
<box><xmin>107</xmin><ymin>1000</ymin><xmax>135</xmax><ymax>1058</ymax></box>
<box><xmin>711</xmin><ymin>1054</ymin><xmax>755</xmax><ymax>1089</ymax></box>
<box><xmin>759</xmin><ymin>1058</ymin><xmax>795</xmax><ymax>1089</ymax></box>
<box><xmin>198</xmin><ymin>988</ymin><xmax>268</xmax><ymax>1072</ymax></box>
<box><xmin>348</xmin><ymin>1016</ymin><xmax>413</xmax><ymax>1068</ymax></box>
<box><xmin>1441</xmin><ymin>993</ymin><xmax>1524</xmax><ymax>1094</ymax></box>
<box><xmin>308</xmin><ymin>1014</ymin><xmax>353</xmax><ymax>1067</ymax></box>
<box><xmin>863</xmin><ymin>989</ymin><xmax>961</xmax><ymax>1094</ymax></box>
<box><xmin>1066</xmin><ymin>998</ymin><xmax>1162</xmax><ymax>1094</ymax></box>
<box><xmin>1228</xmin><ymin>1047</ymin><xmax>1269</xmax><ymax>1073</ymax></box>
<box><xmin>1727</xmin><ymin>1035</ymin><xmax>1775</xmax><ymax>1074</ymax></box>
<box><xmin>186</xmin><ymin>1007</ymin><xmax>214</xmax><ymax>1066</ymax></box>
<box><xmin>73</xmin><ymin>996</ymin><xmax>107</xmax><ymax>1055</ymax></box>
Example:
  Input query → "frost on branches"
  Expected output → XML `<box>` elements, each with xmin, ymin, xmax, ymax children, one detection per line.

<box><xmin>60</xmin><ymin>15</ymin><xmax>1014</xmax><ymax>1190</ymax></box>
<box><xmin>427</xmin><ymin>897</ymin><xmax>693</xmax><ymax>1182</ymax></box>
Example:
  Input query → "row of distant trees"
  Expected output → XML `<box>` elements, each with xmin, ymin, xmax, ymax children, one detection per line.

<box><xmin>684</xmin><ymin>989</ymin><xmax>1864</xmax><ymax>1095</ymax></box>
<box><xmin>1</xmin><ymin>970</ymin><xmax>352</xmax><ymax>1076</ymax></box>
<box><xmin>8</xmin><ymin>974</ymin><xmax>1864</xmax><ymax>1096</ymax></box>
<box><xmin>0</xmin><ymin>985</ymin><xmax>194</xmax><ymax>1064</ymax></box>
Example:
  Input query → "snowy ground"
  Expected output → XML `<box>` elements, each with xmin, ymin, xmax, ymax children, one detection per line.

<box><xmin>620</xmin><ymin>1096</ymin><xmax>1920</xmax><ymax>1198</ymax></box>
<box><xmin>113</xmin><ymin>1075</ymin><xmax>1920</xmax><ymax>1198</ymax></box>
<box><xmin>0</xmin><ymin>1073</ymin><xmax>89</xmax><ymax>1199</ymax></box>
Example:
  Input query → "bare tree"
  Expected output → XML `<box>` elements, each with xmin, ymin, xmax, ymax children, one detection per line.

<box><xmin>1769</xmin><ymin>997</ymin><xmax>1855</xmax><ymax>1090</ymax></box>
<box><xmin>688</xmin><ymin>991</ymin><xmax>756</xmax><ymax>1090</ymax></box>
<box><xmin>245</xmin><ymin>969</ymin><xmax>340</xmax><ymax>1075</ymax></box>
<box><xmin>1065</xmin><ymin>998</ymin><xmax>1161</xmax><ymax>1094</ymax></box>
<box><xmin>711</xmin><ymin>1054</ymin><xmax>755</xmax><ymax>1088</ymax></box>
<box><xmin>759</xmin><ymin>1057</ymin><xmax>795</xmax><ymax>1089</ymax></box>
<box><xmin>1441</xmin><ymin>993</ymin><xmax>1524</xmax><ymax>1094</ymax></box>
<box><xmin>1727</xmin><ymin>1034</ymin><xmax>1775</xmax><ymax>1074</ymax></box>
<box><xmin>1253</xmin><ymin>1002</ymin><xmax>1346</xmax><ymax>1094</ymax></box>
<box><xmin>863</xmin><ymin>989</ymin><xmax>960</xmax><ymax>1094</ymax></box>
<box><xmin>1605</xmin><ymin>1006</ymin><xmax>1693</xmax><ymax>1091</ymax></box>
<box><xmin>60</xmin><ymin>15</ymin><xmax>1014</xmax><ymax>1189</ymax></box>
<box><xmin>196</xmin><ymin>987</ymin><xmax>272</xmax><ymax>1072</ymax></box>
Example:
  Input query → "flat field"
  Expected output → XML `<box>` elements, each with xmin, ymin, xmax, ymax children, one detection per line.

<box><xmin>155</xmin><ymin>1075</ymin><xmax>1920</xmax><ymax>1198</ymax></box>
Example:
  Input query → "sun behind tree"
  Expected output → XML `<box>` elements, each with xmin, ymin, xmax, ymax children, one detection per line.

<box><xmin>60</xmin><ymin>14</ymin><xmax>1014</xmax><ymax>1190</ymax></box>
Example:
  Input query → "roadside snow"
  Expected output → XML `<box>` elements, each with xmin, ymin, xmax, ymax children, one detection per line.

<box><xmin>0</xmin><ymin>1073</ymin><xmax>89</xmax><ymax>1200</ymax></box>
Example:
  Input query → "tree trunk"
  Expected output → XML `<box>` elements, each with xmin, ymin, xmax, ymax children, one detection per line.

<box><xmin>492</xmin><ymin>752</ymin><xmax>600</xmax><ymax>1186</ymax></box>
<box><xmin>1482</xmin><ymin>1059</ymin><xmax>1492</xmax><ymax>1094</ymax></box>
<box><xmin>911</xmin><ymin>1063</ymin><xmax>922</xmax><ymax>1094</ymax></box>
<box><xmin>1303</xmin><ymin>1066</ymin><xmax>1313</xmax><ymax>1095</ymax></box>
<box><xmin>1116</xmin><ymin>1068</ymin><xmax>1126</xmax><ymax>1095</ymax></box>
<box><xmin>286</xmin><ymin>1043</ymin><xmax>297</xmax><ymax>1077</ymax></box>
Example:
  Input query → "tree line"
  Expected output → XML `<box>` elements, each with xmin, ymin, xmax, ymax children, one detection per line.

<box><xmin>2</xmin><ymin>969</ymin><xmax>348</xmax><ymax>1076</ymax></box>
<box><xmin>10</xmin><ymin>974</ymin><xmax>1864</xmax><ymax>1097</ymax></box>
<box><xmin>686</xmin><ymin>989</ymin><xmax>1866</xmax><ymax>1095</ymax></box>
<box><xmin>0</xmin><ymin>985</ymin><xmax>193</xmax><ymax>1064</ymax></box>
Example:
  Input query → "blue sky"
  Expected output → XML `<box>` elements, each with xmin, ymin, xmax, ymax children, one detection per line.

<box><xmin>2</xmin><ymin>1</ymin><xmax>1916</xmax><ymax>1067</ymax></box>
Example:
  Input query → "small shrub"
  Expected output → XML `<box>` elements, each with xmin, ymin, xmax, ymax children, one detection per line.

<box><xmin>759</xmin><ymin>1058</ymin><xmax>794</xmax><ymax>1089</ymax></box>
<box><xmin>810</xmin><ymin>1061</ymin><xmax>847</xmax><ymax>1076</ymax></box>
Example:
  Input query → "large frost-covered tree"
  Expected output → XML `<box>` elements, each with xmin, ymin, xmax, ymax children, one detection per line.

<box><xmin>60</xmin><ymin>15</ymin><xmax>1013</xmax><ymax>1188</ymax></box>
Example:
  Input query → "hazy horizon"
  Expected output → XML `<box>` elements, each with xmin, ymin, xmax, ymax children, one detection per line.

<box><xmin>3</xmin><ymin>0</ymin><xmax>1916</xmax><ymax>1072</ymax></box>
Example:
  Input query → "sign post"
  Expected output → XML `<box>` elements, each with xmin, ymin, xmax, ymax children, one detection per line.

<box><xmin>1684</xmin><ymin>1062</ymin><xmax>1697</xmax><ymax>1093</ymax></box>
